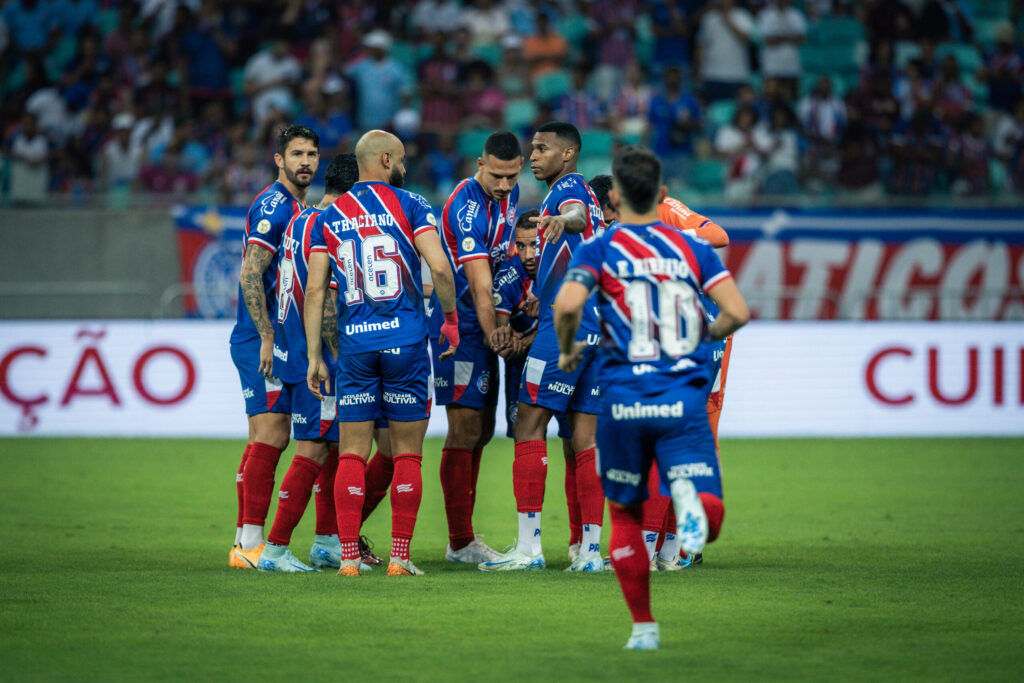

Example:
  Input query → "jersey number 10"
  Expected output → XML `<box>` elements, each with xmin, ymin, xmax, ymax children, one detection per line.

<box><xmin>625</xmin><ymin>280</ymin><xmax>703</xmax><ymax>361</ymax></box>
<box><xmin>335</xmin><ymin>234</ymin><xmax>402</xmax><ymax>305</ymax></box>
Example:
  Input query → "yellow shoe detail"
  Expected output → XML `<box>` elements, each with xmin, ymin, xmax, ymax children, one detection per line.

<box><xmin>232</xmin><ymin>544</ymin><xmax>264</xmax><ymax>570</ymax></box>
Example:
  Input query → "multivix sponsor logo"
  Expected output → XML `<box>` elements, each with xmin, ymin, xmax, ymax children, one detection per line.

<box><xmin>611</xmin><ymin>401</ymin><xmax>684</xmax><ymax>419</ymax></box>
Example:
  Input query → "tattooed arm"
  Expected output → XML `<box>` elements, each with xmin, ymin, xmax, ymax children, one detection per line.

<box><xmin>239</xmin><ymin>245</ymin><xmax>276</xmax><ymax>377</ymax></box>
<box><xmin>322</xmin><ymin>287</ymin><xmax>339</xmax><ymax>362</ymax></box>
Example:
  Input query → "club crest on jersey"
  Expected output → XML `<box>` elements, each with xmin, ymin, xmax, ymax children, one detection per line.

<box><xmin>462</xmin><ymin>237</ymin><xmax>476</xmax><ymax>251</ymax></box>
<box><xmin>476</xmin><ymin>371</ymin><xmax>491</xmax><ymax>394</ymax></box>
<box><xmin>256</xmin><ymin>219</ymin><xmax>272</xmax><ymax>234</ymax></box>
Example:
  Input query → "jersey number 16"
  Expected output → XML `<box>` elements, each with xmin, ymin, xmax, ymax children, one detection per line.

<box><xmin>335</xmin><ymin>233</ymin><xmax>402</xmax><ymax>305</ymax></box>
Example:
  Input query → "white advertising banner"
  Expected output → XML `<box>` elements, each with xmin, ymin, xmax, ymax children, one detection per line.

<box><xmin>1</xmin><ymin>321</ymin><xmax>1021</xmax><ymax>438</ymax></box>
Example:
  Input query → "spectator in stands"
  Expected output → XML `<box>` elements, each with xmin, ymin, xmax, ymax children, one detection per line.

<box><xmin>417</xmin><ymin>32</ymin><xmax>464</xmax><ymax>138</ymax></box>
<box><xmin>2</xmin><ymin>0</ymin><xmax>56</xmax><ymax>61</ymax></box>
<box><xmin>52</xmin><ymin>0</ymin><xmax>99</xmax><ymax>38</ymax></box>
<box><xmin>697</xmin><ymin>0</ymin><xmax>755</xmax><ymax>102</ymax></box>
<box><xmin>918</xmin><ymin>0</ymin><xmax>975</xmax><ymax>44</ymax></box>
<box><xmin>135</xmin><ymin>59</ymin><xmax>181</xmax><ymax>121</ymax></box>
<box><xmin>650</xmin><ymin>0</ymin><xmax>691</xmax><ymax>69</ymax></box>
<box><xmin>7</xmin><ymin>113</ymin><xmax>50</xmax><ymax>204</ymax></box>
<box><xmin>758</xmin><ymin>0</ymin><xmax>808</xmax><ymax>103</ymax></box>
<box><xmin>756</xmin><ymin>105</ymin><xmax>802</xmax><ymax>195</ymax></box>
<box><xmin>612</xmin><ymin>62</ymin><xmax>653</xmax><ymax>141</ymax></box>
<box><xmin>461</xmin><ymin>60</ymin><xmax>506</xmax><ymax>129</ymax></box>
<box><xmin>846</xmin><ymin>70</ymin><xmax>899</xmax><ymax>147</ymax></box>
<box><xmin>798</xmin><ymin>76</ymin><xmax>847</xmax><ymax>187</ymax></box>
<box><xmin>178</xmin><ymin>3</ymin><xmax>236</xmax><ymax>116</ymax></box>
<box><xmin>101</xmin><ymin>112</ymin><xmax>142</xmax><ymax>190</ymax></box>
<box><xmin>837</xmin><ymin>120</ymin><xmax>883</xmax><ymax>198</ymax></box>
<box><xmin>295</xmin><ymin>83</ymin><xmax>352</xmax><ymax>161</ymax></box>
<box><xmin>498</xmin><ymin>34</ymin><xmax>531</xmax><ymax>98</ymax></box>
<box><xmin>894</xmin><ymin>59</ymin><xmax>934</xmax><ymax>121</ymax></box>
<box><xmin>244</xmin><ymin>38</ymin><xmax>302</xmax><ymax>128</ymax></box>
<box><xmin>890</xmin><ymin>110</ymin><xmax>945</xmax><ymax>195</ymax></box>
<box><xmin>462</xmin><ymin>0</ymin><xmax>511</xmax><ymax>48</ymax></box>
<box><xmin>978</xmin><ymin>22</ymin><xmax>1023</xmax><ymax>114</ymax></box>
<box><xmin>715</xmin><ymin>105</ymin><xmax>761</xmax><ymax>198</ymax></box>
<box><xmin>934</xmin><ymin>54</ymin><xmax>973</xmax><ymax>127</ymax></box>
<box><xmin>949</xmin><ymin>113</ymin><xmax>991</xmax><ymax>196</ymax></box>
<box><xmin>222</xmin><ymin>142</ymin><xmax>270</xmax><ymax>205</ymax></box>
<box><xmin>993</xmin><ymin>98</ymin><xmax>1024</xmax><ymax>168</ymax></box>
<box><xmin>138</xmin><ymin>141</ymin><xmax>198</xmax><ymax>195</ymax></box>
<box><xmin>864</xmin><ymin>0</ymin><xmax>916</xmax><ymax>43</ymax></box>
<box><xmin>522</xmin><ymin>12</ymin><xmax>569</xmax><ymax>78</ymax></box>
<box><xmin>61</xmin><ymin>29</ymin><xmax>112</xmax><ymax>113</ymax></box>
<box><xmin>409</xmin><ymin>0</ymin><xmax>464</xmax><ymax>39</ymax></box>
<box><xmin>558</xmin><ymin>64</ymin><xmax>608</xmax><ymax>131</ymax></box>
<box><xmin>425</xmin><ymin>132</ymin><xmax>462</xmax><ymax>197</ymax></box>
<box><xmin>589</xmin><ymin>0</ymin><xmax>639</xmax><ymax>71</ymax></box>
<box><xmin>346</xmin><ymin>30</ymin><xmax>411</xmax><ymax>131</ymax></box>
<box><xmin>648</xmin><ymin>65</ymin><xmax>701</xmax><ymax>166</ymax></box>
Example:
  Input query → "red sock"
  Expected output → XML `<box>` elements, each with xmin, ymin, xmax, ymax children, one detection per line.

<box><xmin>512</xmin><ymin>440</ymin><xmax>547</xmax><ymax>513</ymax></box>
<box><xmin>334</xmin><ymin>453</ymin><xmax>366</xmax><ymax>560</ymax></box>
<box><xmin>700</xmin><ymin>493</ymin><xmax>725</xmax><ymax>543</ymax></box>
<box><xmin>574</xmin><ymin>447</ymin><xmax>605</xmax><ymax>526</ymax></box>
<box><xmin>267</xmin><ymin>455</ymin><xmax>321</xmax><ymax>546</ymax></box>
<box><xmin>235</xmin><ymin>443</ymin><xmax>253</xmax><ymax>530</ymax></box>
<box><xmin>362</xmin><ymin>451</ymin><xmax>394</xmax><ymax>523</ymax></box>
<box><xmin>642</xmin><ymin>463</ymin><xmax>671</xmax><ymax>532</ymax></box>
<box><xmin>390</xmin><ymin>453</ymin><xmax>423</xmax><ymax>560</ymax></box>
<box><xmin>241</xmin><ymin>442</ymin><xmax>283</xmax><ymax>526</ymax></box>
<box><xmin>314</xmin><ymin>448</ymin><xmax>338</xmax><ymax>535</ymax></box>
<box><xmin>440</xmin><ymin>447</ymin><xmax>475</xmax><ymax>549</ymax></box>
<box><xmin>470</xmin><ymin>446</ymin><xmax>484</xmax><ymax>512</ymax></box>
<box><xmin>609</xmin><ymin>504</ymin><xmax>654</xmax><ymax>623</ymax></box>
<box><xmin>563</xmin><ymin>450</ymin><xmax>582</xmax><ymax>545</ymax></box>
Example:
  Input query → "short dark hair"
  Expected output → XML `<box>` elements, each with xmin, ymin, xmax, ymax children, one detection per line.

<box><xmin>588</xmin><ymin>174</ymin><xmax>613</xmax><ymax>210</ymax></box>
<box><xmin>536</xmin><ymin>121</ymin><xmax>581</xmax><ymax>152</ymax></box>
<box><xmin>276</xmin><ymin>124</ymin><xmax>319</xmax><ymax>155</ymax></box>
<box><xmin>612</xmin><ymin>146</ymin><xmax>661</xmax><ymax>213</ymax></box>
<box><xmin>324</xmin><ymin>153</ymin><xmax>358</xmax><ymax>195</ymax></box>
<box><xmin>483</xmin><ymin>130</ymin><xmax>522</xmax><ymax>161</ymax></box>
<box><xmin>516</xmin><ymin>208</ymin><xmax>539</xmax><ymax>230</ymax></box>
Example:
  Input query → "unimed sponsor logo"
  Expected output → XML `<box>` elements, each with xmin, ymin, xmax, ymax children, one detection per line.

<box><xmin>273</xmin><ymin>345</ymin><xmax>288</xmax><ymax>361</ymax></box>
<box><xmin>345</xmin><ymin>318</ymin><xmax>401</xmax><ymax>335</ymax></box>
<box><xmin>611</xmin><ymin>401</ymin><xmax>684</xmax><ymax>419</ymax></box>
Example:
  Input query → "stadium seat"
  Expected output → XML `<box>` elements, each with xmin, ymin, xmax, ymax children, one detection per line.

<box><xmin>688</xmin><ymin>159</ymin><xmax>726</xmax><ymax>194</ymax></box>
<box><xmin>473</xmin><ymin>43</ymin><xmax>503</xmax><ymax>67</ymax></box>
<box><xmin>580</xmin><ymin>130</ymin><xmax>614</xmax><ymax>159</ymax></box>
<box><xmin>503</xmin><ymin>99</ymin><xmax>537</xmax><ymax>131</ymax></box>
<box><xmin>808</xmin><ymin>17</ymin><xmax>866</xmax><ymax>47</ymax></box>
<box><xmin>457</xmin><ymin>130</ymin><xmax>492</xmax><ymax>158</ymax></box>
<box><xmin>533</xmin><ymin>69</ymin><xmax>572</xmax><ymax>105</ymax></box>
<box><xmin>974</xmin><ymin>18</ymin><xmax>1004</xmax><ymax>49</ymax></box>
<box><xmin>895</xmin><ymin>40</ymin><xmax>922</xmax><ymax>68</ymax></box>
<box><xmin>936</xmin><ymin>43</ymin><xmax>983</xmax><ymax>73</ymax></box>
<box><xmin>707</xmin><ymin>101</ymin><xmax>736</xmax><ymax>129</ymax></box>
<box><xmin>97</xmin><ymin>8</ymin><xmax>120</xmax><ymax>36</ymax></box>
<box><xmin>579</xmin><ymin>157</ymin><xmax>610</xmax><ymax>182</ymax></box>
<box><xmin>390</xmin><ymin>41</ymin><xmax>419</xmax><ymax>74</ymax></box>
<box><xmin>560</xmin><ymin>15</ymin><xmax>589</xmax><ymax>50</ymax></box>
<box><xmin>966</xmin><ymin>0</ymin><xmax>1012</xmax><ymax>20</ymax></box>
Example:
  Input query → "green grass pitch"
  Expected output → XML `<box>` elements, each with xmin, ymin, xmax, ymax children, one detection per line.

<box><xmin>1</xmin><ymin>437</ymin><xmax>1022</xmax><ymax>680</ymax></box>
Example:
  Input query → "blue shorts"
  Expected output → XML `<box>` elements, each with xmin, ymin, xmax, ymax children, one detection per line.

<box><xmin>517</xmin><ymin>323</ymin><xmax>601</xmax><ymax>415</ymax></box>
<box><xmin>336</xmin><ymin>340</ymin><xmax>431</xmax><ymax>423</ymax></box>
<box><xmin>706</xmin><ymin>338</ymin><xmax>727</xmax><ymax>402</ymax></box>
<box><xmin>431</xmin><ymin>328</ymin><xmax>499</xmax><ymax>408</ymax></box>
<box><xmin>596</xmin><ymin>373</ymin><xmax>722</xmax><ymax>506</ymax></box>
<box><xmin>282</xmin><ymin>379</ymin><xmax>339</xmax><ymax>442</ymax></box>
<box><xmin>505</xmin><ymin>355</ymin><xmax>570</xmax><ymax>439</ymax></box>
<box><xmin>230</xmin><ymin>337</ymin><xmax>290</xmax><ymax>417</ymax></box>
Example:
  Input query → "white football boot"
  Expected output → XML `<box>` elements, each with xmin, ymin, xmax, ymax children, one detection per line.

<box><xmin>445</xmin><ymin>537</ymin><xmax>503</xmax><ymax>563</ymax></box>
<box><xmin>478</xmin><ymin>546</ymin><xmax>546</xmax><ymax>571</ymax></box>
<box><xmin>669</xmin><ymin>477</ymin><xmax>708</xmax><ymax>556</ymax></box>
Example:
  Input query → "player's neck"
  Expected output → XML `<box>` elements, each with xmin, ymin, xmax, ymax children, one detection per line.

<box><xmin>617</xmin><ymin>207</ymin><xmax>659</xmax><ymax>225</ymax></box>
<box><xmin>317</xmin><ymin>193</ymin><xmax>339</xmax><ymax>210</ymax></box>
<box><xmin>545</xmin><ymin>166</ymin><xmax>578</xmax><ymax>189</ymax></box>
<box><xmin>277</xmin><ymin>174</ymin><xmax>308</xmax><ymax>203</ymax></box>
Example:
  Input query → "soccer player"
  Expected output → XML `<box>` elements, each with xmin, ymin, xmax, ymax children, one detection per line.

<box><xmin>230</xmin><ymin>125</ymin><xmax>319</xmax><ymax>569</ymax></box>
<box><xmin>554</xmin><ymin>146</ymin><xmax>749</xmax><ymax>649</ymax></box>
<box><xmin>592</xmin><ymin>174</ymin><xmax>733</xmax><ymax>570</ymax></box>
<box><xmin>257</xmin><ymin>154</ymin><xmax>389</xmax><ymax>572</ymax></box>
<box><xmin>431</xmin><ymin>131</ymin><xmax>522</xmax><ymax>564</ymax></box>
<box><xmin>304</xmin><ymin>130</ymin><xmax>460</xmax><ymax>577</ymax></box>
<box><xmin>480</xmin><ymin>121</ymin><xmax>606</xmax><ymax>573</ymax></box>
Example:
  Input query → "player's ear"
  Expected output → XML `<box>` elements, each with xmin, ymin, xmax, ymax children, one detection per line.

<box><xmin>274</xmin><ymin>153</ymin><xmax>284</xmax><ymax>171</ymax></box>
<box><xmin>608</xmin><ymin>186</ymin><xmax>620</xmax><ymax>210</ymax></box>
<box><xmin>477</xmin><ymin>156</ymin><xmax>485</xmax><ymax>173</ymax></box>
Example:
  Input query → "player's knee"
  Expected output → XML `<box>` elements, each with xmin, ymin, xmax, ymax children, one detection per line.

<box><xmin>699</xmin><ymin>493</ymin><xmax>725</xmax><ymax>543</ymax></box>
<box><xmin>445</xmin><ymin>407</ymin><xmax>482</xmax><ymax>449</ymax></box>
<box><xmin>513</xmin><ymin>404</ymin><xmax>546</xmax><ymax>441</ymax></box>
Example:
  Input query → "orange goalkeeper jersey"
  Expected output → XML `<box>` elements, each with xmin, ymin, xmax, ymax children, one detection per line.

<box><xmin>657</xmin><ymin>197</ymin><xmax>729</xmax><ymax>247</ymax></box>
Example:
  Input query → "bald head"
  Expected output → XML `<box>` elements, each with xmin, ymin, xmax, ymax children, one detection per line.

<box><xmin>355</xmin><ymin>130</ymin><xmax>406</xmax><ymax>187</ymax></box>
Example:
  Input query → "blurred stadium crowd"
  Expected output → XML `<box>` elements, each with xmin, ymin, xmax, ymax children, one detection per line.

<box><xmin>2</xmin><ymin>0</ymin><xmax>1023</xmax><ymax>207</ymax></box>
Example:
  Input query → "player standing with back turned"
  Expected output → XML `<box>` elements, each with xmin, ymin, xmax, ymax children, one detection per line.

<box><xmin>554</xmin><ymin>146</ymin><xmax>749</xmax><ymax>649</ymax></box>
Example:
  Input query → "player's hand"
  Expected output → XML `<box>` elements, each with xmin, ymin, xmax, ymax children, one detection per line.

<box><xmin>558</xmin><ymin>341</ymin><xmax>588</xmax><ymax>373</ymax></box>
<box><xmin>307</xmin><ymin>358</ymin><xmax>330</xmax><ymax>401</ymax></box>
<box><xmin>439</xmin><ymin>310</ymin><xmax>460</xmax><ymax>360</ymax></box>
<box><xmin>490</xmin><ymin>325</ymin><xmax>513</xmax><ymax>352</ymax></box>
<box><xmin>519</xmin><ymin>294</ymin><xmax>540</xmax><ymax>318</ymax></box>
<box><xmin>259</xmin><ymin>336</ymin><xmax>274</xmax><ymax>377</ymax></box>
<box><xmin>531</xmin><ymin>214</ymin><xmax>568</xmax><ymax>245</ymax></box>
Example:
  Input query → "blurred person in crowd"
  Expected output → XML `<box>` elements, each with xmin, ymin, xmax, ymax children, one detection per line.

<box><xmin>409</xmin><ymin>0</ymin><xmax>463</xmax><ymax>38</ymax></box>
<box><xmin>1</xmin><ymin>0</ymin><xmax>57</xmax><ymax>60</ymax></box>
<box><xmin>60</xmin><ymin>28</ymin><xmax>112</xmax><ymax>113</ymax></box>
<box><xmin>918</xmin><ymin>0</ymin><xmax>975</xmax><ymax>43</ymax></box>
<box><xmin>52</xmin><ymin>0</ymin><xmax>99</xmax><ymax>38</ymax></box>
<box><xmin>425</xmin><ymin>132</ymin><xmax>462</xmax><ymax>196</ymax></box>
<box><xmin>755</xmin><ymin>105</ymin><xmax>801</xmax><ymax>195</ymax></box>
<box><xmin>978</xmin><ymin>22</ymin><xmax>1023</xmax><ymax>114</ymax></box>
<box><xmin>837</xmin><ymin>120</ymin><xmax>883</xmax><ymax>198</ymax></box>
<box><xmin>890</xmin><ymin>109</ymin><xmax>946</xmax><ymax>195</ymax></box>
<box><xmin>864</xmin><ymin>0</ymin><xmax>916</xmax><ymax>44</ymax></box>
<box><xmin>223</xmin><ymin>143</ymin><xmax>272</xmax><ymax>206</ymax></box>
<box><xmin>846</xmin><ymin>70</ymin><xmax>899</xmax><ymax>146</ymax></box>
<box><xmin>714</xmin><ymin>105</ymin><xmax>761</xmax><ymax>198</ymax></box>
<box><xmin>462</xmin><ymin>0</ymin><xmax>511</xmax><ymax>48</ymax></box>
<box><xmin>103</xmin><ymin>4</ymin><xmax>136</xmax><ymax>62</ymax></box>
<box><xmin>590</xmin><ymin>0</ymin><xmax>638</xmax><ymax>70</ymax></box>
<box><xmin>139</xmin><ymin>0</ymin><xmax>182</xmax><ymax>42</ymax></box>
<box><xmin>6</xmin><ymin>112</ymin><xmax>50</xmax><ymax>204</ymax></box>
<box><xmin>949</xmin><ymin>113</ymin><xmax>991</xmax><ymax>196</ymax></box>
<box><xmin>648</xmin><ymin>65</ymin><xmax>701</xmax><ymax>171</ymax></box>
<box><xmin>934</xmin><ymin>55</ymin><xmax>973</xmax><ymax>127</ymax></box>
<box><xmin>650</xmin><ymin>0</ymin><xmax>691</xmax><ymax>68</ymax></box>
<box><xmin>612</xmin><ymin>62</ymin><xmax>653</xmax><ymax>141</ymax></box>
<box><xmin>295</xmin><ymin>81</ymin><xmax>353</xmax><ymax>181</ymax></box>
<box><xmin>735</xmin><ymin>82</ymin><xmax>772</xmax><ymax>123</ymax></box>
<box><xmin>138</xmin><ymin>142</ymin><xmax>198</xmax><ymax>195</ymax></box>
<box><xmin>758</xmin><ymin>0</ymin><xmax>807</xmax><ymax>102</ymax></box>
<box><xmin>558</xmin><ymin>64</ymin><xmax>609</xmax><ymax>130</ymax></box>
<box><xmin>178</xmin><ymin>2</ymin><xmax>236</xmax><ymax>116</ymax></box>
<box><xmin>894</xmin><ymin>59</ymin><xmax>934</xmax><ymax>122</ymax></box>
<box><xmin>697</xmin><ymin>0</ymin><xmax>755</xmax><ymax>102</ymax></box>
<box><xmin>417</xmin><ymin>32</ymin><xmax>464</xmax><ymax>138</ymax></box>
<box><xmin>462</xmin><ymin>61</ymin><xmax>506</xmax><ymax>129</ymax></box>
<box><xmin>23</xmin><ymin>72</ymin><xmax>71</xmax><ymax>143</ymax></box>
<box><xmin>993</xmin><ymin>98</ymin><xmax>1024</xmax><ymax>168</ymax></box>
<box><xmin>135</xmin><ymin>58</ymin><xmax>181</xmax><ymax>119</ymax></box>
<box><xmin>498</xmin><ymin>34</ymin><xmax>531</xmax><ymax>98</ymax></box>
<box><xmin>347</xmin><ymin>30</ymin><xmax>411</xmax><ymax>131</ymax></box>
<box><xmin>522</xmin><ymin>12</ymin><xmax>569</xmax><ymax>78</ymax></box>
<box><xmin>506</xmin><ymin>0</ymin><xmax>541</xmax><ymax>36</ymax></box>
<box><xmin>101</xmin><ymin>112</ymin><xmax>143</xmax><ymax>190</ymax></box>
<box><xmin>798</xmin><ymin>76</ymin><xmax>847</xmax><ymax>187</ymax></box>
<box><xmin>244</xmin><ymin>38</ymin><xmax>302</xmax><ymax>128</ymax></box>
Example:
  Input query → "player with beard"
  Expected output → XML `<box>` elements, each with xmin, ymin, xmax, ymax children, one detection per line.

<box><xmin>230</xmin><ymin>125</ymin><xmax>319</xmax><ymax>569</ymax></box>
<box><xmin>305</xmin><ymin>130</ymin><xmax>460</xmax><ymax>576</ymax></box>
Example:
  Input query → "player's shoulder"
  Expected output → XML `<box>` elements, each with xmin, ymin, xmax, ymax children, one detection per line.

<box><xmin>251</xmin><ymin>182</ymin><xmax>295</xmax><ymax>220</ymax></box>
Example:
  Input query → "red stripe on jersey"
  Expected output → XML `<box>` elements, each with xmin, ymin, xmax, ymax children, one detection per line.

<box><xmin>612</xmin><ymin>230</ymin><xmax>671</xmax><ymax>283</ymax></box>
<box><xmin>648</xmin><ymin>223</ymin><xmax>702</xmax><ymax>284</ymax></box>
<box><xmin>441</xmin><ymin>179</ymin><xmax>471</xmax><ymax>266</ymax></box>
<box><xmin>371</xmin><ymin>184</ymin><xmax>415</xmax><ymax>247</ymax></box>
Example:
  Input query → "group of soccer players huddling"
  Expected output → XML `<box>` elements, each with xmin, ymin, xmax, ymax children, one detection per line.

<box><xmin>227</xmin><ymin>119</ymin><xmax>749</xmax><ymax>650</ymax></box>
